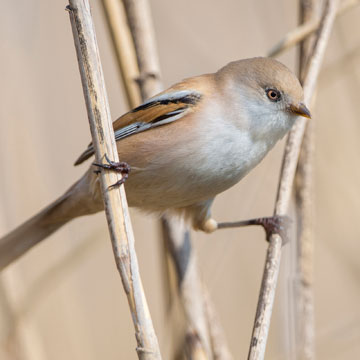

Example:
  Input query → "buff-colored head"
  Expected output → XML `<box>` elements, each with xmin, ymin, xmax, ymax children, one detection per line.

<box><xmin>217</xmin><ymin>57</ymin><xmax>311</xmax><ymax>121</ymax></box>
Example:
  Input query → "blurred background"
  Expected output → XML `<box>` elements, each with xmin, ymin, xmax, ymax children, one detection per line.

<box><xmin>0</xmin><ymin>1</ymin><xmax>360</xmax><ymax>359</ymax></box>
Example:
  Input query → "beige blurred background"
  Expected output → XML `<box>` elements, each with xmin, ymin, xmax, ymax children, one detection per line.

<box><xmin>0</xmin><ymin>1</ymin><xmax>360</xmax><ymax>359</ymax></box>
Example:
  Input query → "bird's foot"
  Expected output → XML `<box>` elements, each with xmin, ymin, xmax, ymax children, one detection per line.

<box><xmin>217</xmin><ymin>215</ymin><xmax>291</xmax><ymax>245</ymax></box>
<box><xmin>248</xmin><ymin>215</ymin><xmax>291</xmax><ymax>244</ymax></box>
<box><xmin>93</xmin><ymin>154</ymin><xmax>131</xmax><ymax>189</ymax></box>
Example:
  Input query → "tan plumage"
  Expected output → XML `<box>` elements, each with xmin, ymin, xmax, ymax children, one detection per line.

<box><xmin>0</xmin><ymin>58</ymin><xmax>310</xmax><ymax>269</ymax></box>
<box><xmin>74</xmin><ymin>74</ymin><xmax>213</xmax><ymax>165</ymax></box>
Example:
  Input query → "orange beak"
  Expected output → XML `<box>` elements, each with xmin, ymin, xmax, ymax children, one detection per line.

<box><xmin>288</xmin><ymin>103</ymin><xmax>311</xmax><ymax>119</ymax></box>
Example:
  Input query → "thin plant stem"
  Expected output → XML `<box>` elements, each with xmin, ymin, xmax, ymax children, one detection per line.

<box><xmin>161</xmin><ymin>218</ymin><xmax>212</xmax><ymax>358</ymax></box>
<box><xmin>100</xmin><ymin>0</ymin><xmax>141</xmax><ymax>108</ymax></box>
<box><xmin>268</xmin><ymin>0</ymin><xmax>358</xmax><ymax>57</ymax></box>
<box><xmin>291</xmin><ymin>1</ymin><xmax>319</xmax><ymax>357</ymax></box>
<box><xmin>122</xmin><ymin>0</ymin><xmax>162</xmax><ymax>98</ymax></box>
<box><xmin>67</xmin><ymin>1</ymin><xmax>161</xmax><ymax>359</ymax></box>
<box><xmin>294</xmin><ymin>120</ymin><xmax>316</xmax><ymax>360</ymax></box>
<box><xmin>248</xmin><ymin>1</ymin><xmax>339</xmax><ymax>359</ymax></box>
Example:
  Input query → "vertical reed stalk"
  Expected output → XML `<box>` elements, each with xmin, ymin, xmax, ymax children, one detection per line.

<box><xmin>67</xmin><ymin>1</ymin><xmax>161</xmax><ymax>358</ymax></box>
<box><xmin>248</xmin><ymin>1</ymin><xmax>339</xmax><ymax>358</ymax></box>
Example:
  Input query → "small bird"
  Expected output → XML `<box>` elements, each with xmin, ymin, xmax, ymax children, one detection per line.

<box><xmin>0</xmin><ymin>57</ymin><xmax>310</xmax><ymax>269</ymax></box>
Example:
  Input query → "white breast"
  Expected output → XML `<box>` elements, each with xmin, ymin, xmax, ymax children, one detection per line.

<box><xmin>124</xmin><ymin>96</ymin><xmax>292</xmax><ymax>212</ymax></box>
<box><xmin>184</xmin><ymin>101</ymin><xmax>273</xmax><ymax>193</ymax></box>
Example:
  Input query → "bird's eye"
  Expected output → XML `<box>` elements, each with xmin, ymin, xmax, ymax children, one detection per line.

<box><xmin>266</xmin><ymin>88</ymin><xmax>281</xmax><ymax>102</ymax></box>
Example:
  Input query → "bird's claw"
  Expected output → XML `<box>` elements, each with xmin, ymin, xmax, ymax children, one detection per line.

<box><xmin>93</xmin><ymin>154</ymin><xmax>131</xmax><ymax>189</ymax></box>
<box><xmin>253</xmin><ymin>215</ymin><xmax>292</xmax><ymax>245</ymax></box>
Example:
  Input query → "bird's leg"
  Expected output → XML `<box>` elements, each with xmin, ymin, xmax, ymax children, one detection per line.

<box><xmin>93</xmin><ymin>154</ymin><xmax>131</xmax><ymax>189</ymax></box>
<box><xmin>203</xmin><ymin>215</ymin><xmax>291</xmax><ymax>244</ymax></box>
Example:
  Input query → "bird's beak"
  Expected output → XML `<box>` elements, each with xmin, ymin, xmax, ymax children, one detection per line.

<box><xmin>288</xmin><ymin>103</ymin><xmax>311</xmax><ymax>119</ymax></box>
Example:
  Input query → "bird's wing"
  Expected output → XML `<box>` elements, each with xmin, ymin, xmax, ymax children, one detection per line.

<box><xmin>74</xmin><ymin>89</ymin><xmax>202</xmax><ymax>165</ymax></box>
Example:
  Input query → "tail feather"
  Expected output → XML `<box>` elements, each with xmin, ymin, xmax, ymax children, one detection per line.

<box><xmin>74</xmin><ymin>145</ymin><xmax>94</xmax><ymax>166</ymax></box>
<box><xmin>0</xmin><ymin>168</ymin><xmax>103</xmax><ymax>270</ymax></box>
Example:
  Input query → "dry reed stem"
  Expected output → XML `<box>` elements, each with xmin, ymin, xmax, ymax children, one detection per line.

<box><xmin>202</xmin><ymin>287</ymin><xmax>233</xmax><ymax>360</ymax></box>
<box><xmin>67</xmin><ymin>1</ymin><xmax>161</xmax><ymax>359</ymax></box>
<box><xmin>268</xmin><ymin>0</ymin><xmax>358</xmax><ymax>57</ymax></box>
<box><xmin>100</xmin><ymin>0</ymin><xmax>142</xmax><ymax>107</ymax></box>
<box><xmin>161</xmin><ymin>218</ymin><xmax>212</xmax><ymax>358</ymax></box>
<box><xmin>122</xmin><ymin>0</ymin><xmax>162</xmax><ymax>98</ymax></box>
<box><xmin>184</xmin><ymin>329</ymin><xmax>209</xmax><ymax>360</ymax></box>
<box><xmin>248</xmin><ymin>1</ymin><xmax>339</xmax><ymax>359</ymax></box>
<box><xmin>291</xmin><ymin>1</ymin><xmax>318</xmax><ymax>358</ymax></box>
<box><xmin>281</xmin><ymin>3</ymin><xmax>318</xmax><ymax>358</ymax></box>
<box><xmin>294</xmin><ymin>121</ymin><xmax>316</xmax><ymax>360</ymax></box>
<box><xmin>298</xmin><ymin>0</ymin><xmax>319</xmax><ymax>80</ymax></box>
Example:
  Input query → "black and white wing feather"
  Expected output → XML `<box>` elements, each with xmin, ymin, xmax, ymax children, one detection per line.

<box><xmin>74</xmin><ymin>90</ymin><xmax>202</xmax><ymax>165</ymax></box>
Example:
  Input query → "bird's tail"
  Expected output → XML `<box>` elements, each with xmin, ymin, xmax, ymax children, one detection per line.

<box><xmin>0</xmin><ymin>168</ymin><xmax>103</xmax><ymax>270</ymax></box>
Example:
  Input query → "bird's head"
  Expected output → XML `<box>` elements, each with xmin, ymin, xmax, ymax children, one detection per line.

<box><xmin>217</xmin><ymin>57</ymin><xmax>311</xmax><ymax>137</ymax></box>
